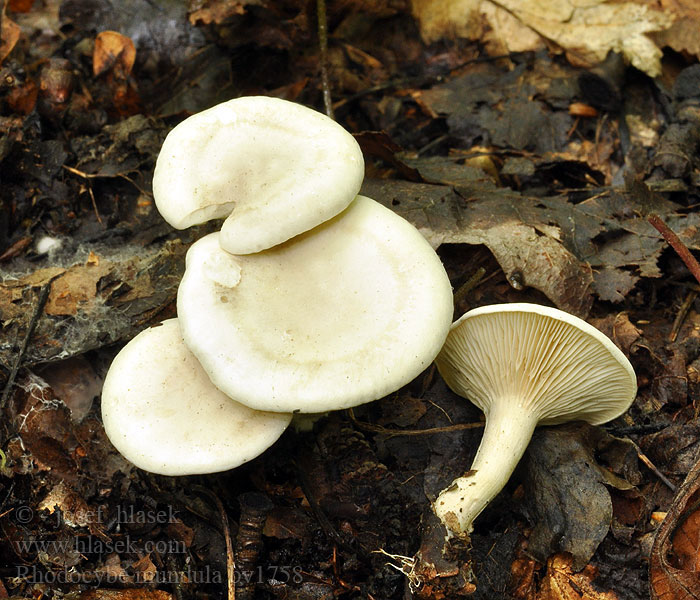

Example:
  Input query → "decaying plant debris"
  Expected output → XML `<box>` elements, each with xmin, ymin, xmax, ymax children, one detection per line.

<box><xmin>3</xmin><ymin>0</ymin><xmax>700</xmax><ymax>599</ymax></box>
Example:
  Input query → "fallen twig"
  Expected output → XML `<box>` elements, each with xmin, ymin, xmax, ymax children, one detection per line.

<box><xmin>0</xmin><ymin>278</ymin><xmax>56</xmax><ymax>412</ymax></box>
<box><xmin>669</xmin><ymin>290</ymin><xmax>698</xmax><ymax>342</ymax></box>
<box><xmin>347</xmin><ymin>407</ymin><xmax>483</xmax><ymax>437</ymax></box>
<box><xmin>648</xmin><ymin>213</ymin><xmax>700</xmax><ymax>287</ymax></box>
<box><xmin>194</xmin><ymin>487</ymin><xmax>235</xmax><ymax>600</ymax></box>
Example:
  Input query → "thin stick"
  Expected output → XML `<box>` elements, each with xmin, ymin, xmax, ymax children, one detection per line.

<box><xmin>219</xmin><ymin>498</ymin><xmax>236</xmax><ymax>600</ymax></box>
<box><xmin>0</xmin><ymin>279</ymin><xmax>55</xmax><ymax>411</ymax></box>
<box><xmin>648</xmin><ymin>213</ymin><xmax>700</xmax><ymax>287</ymax></box>
<box><xmin>629</xmin><ymin>440</ymin><xmax>677</xmax><ymax>492</ymax></box>
<box><xmin>669</xmin><ymin>290</ymin><xmax>698</xmax><ymax>342</ymax></box>
<box><xmin>316</xmin><ymin>0</ymin><xmax>333</xmax><ymax>119</ymax></box>
<box><xmin>194</xmin><ymin>487</ymin><xmax>235</xmax><ymax>600</ymax></box>
<box><xmin>453</xmin><ymin>267</ymin><xmax>486</xmax><ymax>307</ymax></box>
<box><xmin>63</xmin><ymin>165</ymin><xmax>103</xmax><ymax>224</ymax></box>
<box><xmin>294</xmin><ymin>460</ymin><xmax>358</xmax><ymax>555</ymax></box>
<box><xmin>235</xmin><ymin>493</ymin><xmax>273</xmax><ymax>600</ymax></box>
<box><xmin>347</xmin><ymin>408</ymin><xmax>483</xmax><ymax>437</ymax></box>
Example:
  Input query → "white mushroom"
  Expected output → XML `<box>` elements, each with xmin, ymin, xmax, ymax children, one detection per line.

<box><xmin>177</xmin><ymin>195</ymin><xmax>454</xmax><ymax>414</ymax></box>
<box><xmin>432</xmin><ymin>303</ymin><xmax>637</xmax><ymax>537</ymax></box>
<box><xmin>101</xmin><ymin>319</ymin><xmax>292</xmax><ymax>475</ymax></box>
<box><xmin>152</xmin><ymin>96</ymin><xmax>364</xmax><ymax>255</ymax></box>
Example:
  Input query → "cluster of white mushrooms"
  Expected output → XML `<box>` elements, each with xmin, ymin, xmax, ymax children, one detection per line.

<box><xmin>101</xmin><ymin>96</ymin><xmax>638</xmax><ymax>546</ymax></box>
<box><xmin>100</xmin><ymin>96</ymin><xmax>454</xmax><ymax>476</ymax></box>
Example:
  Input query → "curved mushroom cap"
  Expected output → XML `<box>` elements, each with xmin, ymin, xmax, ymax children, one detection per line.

<box><xmin>101</xmin><ymin>319</ymin><xmax>292</xmax><ymax>475</ymax></box>
<box><xmin>435</xmin><ymin>303</ymin><xmax>637</xmax><ymax>425</ymax></box>
<box><xmin>152</xmin><ymin>96</ymin><xmax>364</xmax><ymax>254</ymax></box>
<box><xmin>177</xmin><ymin>195</ymin><xmax>454</xmax><ymax>413</ymax></box>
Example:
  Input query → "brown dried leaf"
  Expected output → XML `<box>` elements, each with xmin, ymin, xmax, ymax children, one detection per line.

<box><xmin>673</xmin><ymin>511</ymin><xmax>700</xmax><ymax>572</ymax></box>
<box><xmin>38</xmin><ymin>356</ymin><xmax>103</xmax><ymax>422</ymax></box>
<box><xmin>511</xmin><ymin>554</ymin><xmax>538</xmax><ymax>600</ymax></box>
<box><xmin>45</xmin><ymin>261</ymin><xmax>112</xmax><ymax>316</ymax></box>
<box><xmin>188</xmin><ymin>0</ymin><xmax>259</xmax><ymax>25</ymax></box>
<box><xmin>93</xmin><ymin>30</ymin><xmax>136</xmax><ymax>78</ymax></box>
<box><xmin>536</xmin><ymin>553</ymin><xmax>618</xmax><ymax>600</ymax></box>
<box><xmin>524</xmin><ymin>424</ymin><xmax>633</xmax><ymax>571</ymax></box>
<box><xmin>8</xmin><ymin>0</ymin><xmax>35</xmax><ymax>10</ymax></box>
<box><xmin>0</xmin><ymin>240</ymin><xmax>185</xmax><ymax>366</ymax></box>
<box><xmin>7</xmin><ymin>80</ymin><xmax>39</xmax><ymax>115</ymax></box>
<box><xmin>362</xmin><ymin>178</ymin><xmax>594</xmax><ymax>316</ymax></box>
<box><xmin>39</xmin><ymin>481</ymin><xmax>94</xmax><ymax>528</ymax></box>
<box><xmin>166</xmin><ymin>519</ymin><xmax>195</xmax><ymax>547</ymax></box>
<box><xmin>263</xmin><ymin>507</ymin><xmax>314</xmax><ymax>540</ymax></box>
<box><xmin>94</xmin><ymin>555</ymin><xmax>132</xmax><ymax>583</ymax></box>
<box><xmin>0</xmin><ymin>15</ymin><xmax>21</xmax><ymax>65</ymax></box>
<box><xmin>133</xmin><ymin>555</ymin><xmax>158</xmax><ymax>583</ymax></box>
<box><xmin>650</xmin><ymin>456</ymin><xmax>700</xmax><ymax>599</ymax></box>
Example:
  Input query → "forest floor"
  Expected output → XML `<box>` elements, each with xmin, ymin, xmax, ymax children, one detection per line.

<box><xmin>1</xmin><ymin>1</ymin><xmax>700</xmax><ymax>599</ymax></box>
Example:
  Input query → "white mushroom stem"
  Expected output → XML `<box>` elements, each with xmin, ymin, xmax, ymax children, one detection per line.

<box><xmin>433</xmin><ymin>400</ymin><xmax>539</xmax><ymax>537</ymax></box>
<box><xmin>433</xmin><ymin>303</ymin><xmax>637</xmax><ymax>538</ymax></box>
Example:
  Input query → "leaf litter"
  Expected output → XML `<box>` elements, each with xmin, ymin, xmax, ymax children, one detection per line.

<box><xmin>2</xmin><ymin>0</ymin><xmax>700</xmax><ymax>599</ymax></box>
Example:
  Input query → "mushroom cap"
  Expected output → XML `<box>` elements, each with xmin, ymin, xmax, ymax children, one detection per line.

<box><xmin>435</xmin><ymin>303</ymin><xmax>637</xmax><ymax>425</ymax></box>
<box><xmin>101</xmin><ymin>319</ymin><xmax>292</xmax><ymax>475</ymax></box>
<box><xmin>177</xmin><ymin>194</ymin><xmax>454</xmax><ymax>413</ymax></box>
<box><xmin>152</xmin><ymin>96</ymin><xmax>364</xmax><ymax>254</ymax></box>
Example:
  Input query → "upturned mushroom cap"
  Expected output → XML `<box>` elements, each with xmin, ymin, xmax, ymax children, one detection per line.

<box><xmin>432</xmin><ymin>303</ymin><xmax>637</xmax><ymax>537</ymax></box>
<box><xmin>177</xmin><ymin>195</ymin><xmax>454</xmax><ymax>413</ymax></box>
<box><xmin>152</xmin><ymin>96</ymin><xmax>364</xmax><ymax>254</ymax></box>
<box><xmin>101</xmin><ymin>319</ymin><xmax>292</xmax><ymax>475</ymax></box>
<box><xmin>435</xmin><ymin>302</ymin><xmax>637</xmax><ymax>425</ymax></box>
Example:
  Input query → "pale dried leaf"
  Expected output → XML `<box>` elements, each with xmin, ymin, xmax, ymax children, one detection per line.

<box><xmin>652</xmin><ymin>0</ymin><xmax>700</xmax><ymax>59</ymax></box>
<box><xmin>412</xmin><ymin>0</ymin><xmax>673</xmax><ymax>77</ymax></box>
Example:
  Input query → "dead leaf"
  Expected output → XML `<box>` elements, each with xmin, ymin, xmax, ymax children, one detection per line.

<box><xmin>0</xmin><ymin>236</ymin><xmax>32</xmax><ymax>261</ymax></box>
<box><xmin>11</xmin><ymin>373</ymin><xmax>79</xmax><ymax>479</ymax></box>
<box><xmin>133</xmin><ymin>555</ymin><xmax>157</xmax><ymax>583</ymax></box>
<box><xmin>650</xmin><ymin>454</ymin><xmax>700</xmax><ymax>599</ymax></box>
<box><xmin>45</xmin><ymin>261</ymin><xmax>112</xmax><ymax>316</ymax></box>
<box><xmin>39</xmin><ymin>481</ymin><xmax>94</xmax><ymax>528</ymax></box>
<box><xmin>93</xmin><ymin>555</ymin><xmax>132</xmax><ymax>583</ymax></box>
<box><xmin>38</xmin><ymin>356</ymin><xmax>103</xmax><ymax>422</ymax></box>
<box><xmin>411</xmin><ymin>0</ymin><xmax>672</xmax><ymax>77</ymax></box>
<box><xmin>652</xmin><ymin>0</ymin><xmax>700</xmax><ymax>61</ymax></box>
<box><xmin>362</xmin><ymin>178</ymin><xmax>594</xmax><ymax>316</ymax></box>
<box><xmin>0</xmin><ymin>240</ymin><xmax>185</xmax><ymax>367</ymax></box>
<box><xmin>524</xmin><ymin>424</ymin><xmax>634</xmax><ymax>571</ymax></box>
<box><xmin>188</xmin><ymin>0</ymin><xmax>259</xmax><ymax>25</ymax></box>
<box><xmin>537</xmin><ymin>553</ymin><xmax>619</xmax><ymax>599</ymax></box>
<box><xmin>592</xmin><ymin>268</ymin><xmax>640</xmax><ymax>304</ymax></box>
<box><xmin>0</xmin><ymin>15</ymin><xmax>21</xmax><ymax>65</ymax></box>
<box><xmin>263</xmin><ymin>507</ymin><xmax>314</xmax><ymax>540</ymax></box>
<box><xmin>8</xmin><ymin>0</ymin><xmax>35</xmax><ymax>11</ymax></box>
<box><xmin>589</xmin><ymin>312</ymin><xmax>642</xmax><ymax>357</ymax></box>
<box><xmin>93</xmin><ymin>31</ymin><xmax>136</xmax><ymax>78</ymax></box>
<box><xmin>7</xmin><ymin>80</ymin><xmax>39</xmax><ymax>115</ymax></box>
<box><xmin>355</xmin><ymin>131</ymin><xmax>422</xmax><ymax>182</ymax></box>
<box><xmin>416</xmin><ymin>60</ymin><xmax>577</xmax><ymax>155</ymax></box>
<box><xmin>166</xmin><ymin>519</ymin><xmax>195</xmax><ymax>547</ymax></box>
<box><xmin>511</xmin><ymin>553</ymin><xmax>538</xmax><ymax>599</ymax></box>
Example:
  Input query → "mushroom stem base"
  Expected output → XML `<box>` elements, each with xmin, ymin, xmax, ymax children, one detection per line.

<box><xmin>432</xmin><ymin>400</ymin><xmax>538</xmax><ymax>537</ymax></box>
